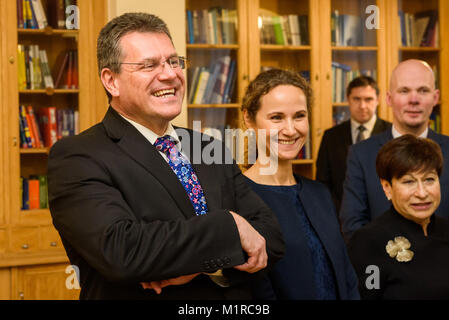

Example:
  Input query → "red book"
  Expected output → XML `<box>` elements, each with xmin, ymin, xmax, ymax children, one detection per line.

<box><xmin>72</xmin><ymin>50</ymin><xmax>78</xmax><ymax>89</ymax></box>
<box><xmin>27</xmin><ymin>106</ymin><xmax>44</xmax><ymax>148</ymax></box>
<box><xmin>25</xmin><ymin>113</ymin><xmax>37</xmax><ymax>148</ymax></box>
<box><xmin>28</xmin><ymin>179</ymin><xmax>40</xmax><ymax>209</ymax></box>
<box><xmin>39</xmin><ymin>107</ymin><xmax>58</xmax><ymax>147</ymax></box>
<box><xmin>66</xmin><ymin>50</ymin><xmax>73</xmax><ymax>89</ymax></box>
<box><xmin>53</xmin><ymin>50</ymin><xmax>69</xmax><ymax>88</ymax></box>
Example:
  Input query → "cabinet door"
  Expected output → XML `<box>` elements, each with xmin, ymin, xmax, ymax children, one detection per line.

<box><xmin>389</xmin><ymin>0</ymin><xmax>448</xmax><ymax>134</ymax></box>
<box><xmin>13</xmin><ymin>263</ymin><xmax>80</xmax><ymax>300</ymax></box>
<box><xmin>247</xmin><ymin>0</ymin><xmax>319</xmax><ymax>178</ymax></box>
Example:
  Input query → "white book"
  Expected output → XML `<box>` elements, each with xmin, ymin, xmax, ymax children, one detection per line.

<box><xmin>193</xmin><ymin>69</ymin><xmax>210</xmax><ymax>104</ymax></box>
<box><xmin>31</xmin><ymin>0</ymin><xmax>48</xmax><ymax>29</ymax></box>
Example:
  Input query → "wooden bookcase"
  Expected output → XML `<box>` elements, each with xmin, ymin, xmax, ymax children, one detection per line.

<box><xmin>387</xmin><ymin>0</ymin><xmax>449</xmax><ymax>134</ymax></box>
<box><xmin>246</xmin><ymin>0</ymin><xmax>320</xmax><ymax>178</ymax></box>
<box><xmin>318</xmin><ymin>0</ymin><xmax>388</xmax><ymax>135</ymax></box>
<box><xmin>0</xmin><ymin>0</ymin><xmax>107</xmax><ymax>300</ymax></box>
<box><xmin>185</xmin><ymin>0</ymin><xmax>248</xmax><ymax>153</ymax></box>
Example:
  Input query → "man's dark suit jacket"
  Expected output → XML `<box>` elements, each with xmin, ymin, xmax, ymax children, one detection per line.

<box><xmin>340</xmin><ymin>128</ymin><xmax>449</xmax><ymax>240</ymax></box>
<box><xmin>48</xmin><ymin>107</ymin><xmax>285</xmax><ymax>300</ymax></box>
<box><xmin>316</xmin><ymin>118</ymin><xmax>391</xmax><ymax>211</ymax></box>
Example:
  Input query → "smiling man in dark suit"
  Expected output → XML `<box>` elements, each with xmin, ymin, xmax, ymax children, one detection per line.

<box><xmin>316</xmin><ymin>76</ymin><xmax>390</xmax><ymax>212</ymax></box>
<box><xmin>340</xmin><ymin>59</ymin><xmax>449</xmax><ymax>240</ymax></box>
<box><xmin>47</xmin><ymin>12</ymin><xmax>284</xmax><ymax>300</ymax></box>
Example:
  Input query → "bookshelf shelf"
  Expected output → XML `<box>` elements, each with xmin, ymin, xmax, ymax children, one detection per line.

<box><xmin>187</xmin><ymin>44</ymin><xmax>239</xmax><ymax>50</ymax></box>
<box><xmin>331</xmin><ymin>46</ymin><xmax>378</xmax><ymax>51</ymax></box>
<box><xmin>260</xmin><ymin>45</ymin><xmax>312</xmax><ymax>51</ymax></box>
<box><xmin>20</xmin><ymin>148</ymin><xmax>50</xmax><ymax>154</ymax></box>
<box><xmin>188</xmin><ymin>103</ymin><xmax>240</xmax><ymax>109</ymax></box>
<box><xmin>332</xmin><ymin>102</ymin><xmax>348</xmax><ymax>107</ymax></box>
<box><xmin>19</xmin><ymin>89</ymin><xmax>79</xmax><ymax>95</ymax></box>
<box><xmin>20</xmin><ymin>208</ymin><xmax>50</xmax><ymax>215</ymax></box>
<box><xmin>18</xmin><ymin>28</ymin><xmax>79</xmax><ymax>37</ymax></box>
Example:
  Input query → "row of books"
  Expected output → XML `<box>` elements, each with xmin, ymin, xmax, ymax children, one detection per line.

<box><xmin>19</xmin><ymin>105</ymin><xmax>79</xmax><ymax>148</ymax></box>
<box><xmin>259</xmin><ymin>14</ymin><xmax>309</xmax><ymax>46</ymax></box>
<box><xmin>18</xmin><ymin>44</ymin><xmax>52</xmax><ymax>90</ymax></box>
<box><xmin>331</xmin><ymin>11</ymin><xmax>376</xmax><ymax>47</ymax></box>
<box><xmin>17</xmin><ymin>0</ymin><xmax>78</xmax><ymax>29</ymax></box>
<box><xmin>186</xmin><ymin>8</ymin><xmax>237</xmax><ymax>44</ymax></box>
<box><xmin>21</xmin><ymin>175</ymin><xmax>48</xmax><ymax>210</ymax></box>
<box><xmin>398</xmin><ymin>10</ymin><xmax>439</xmax><ymax>47</ymax></box>
<box><xmin>18</xmin><ymin>46</ymin><xmax>78</xmax><ymax>90</ymax></box>
<box><xmin>332</xmin><ymin>62</ymin><xmax>376</xmax><ymax>103</ymax></box>
<box><xmin>188</xmin><ymin>55</ymin><xmax>236</xmax><ymax>104</ymax></box>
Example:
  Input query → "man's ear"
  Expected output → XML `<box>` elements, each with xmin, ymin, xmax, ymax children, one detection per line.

<box><xmin>100</xmin><ymin>68</ymin><xmax>120</xmax><ymax>98</ymax></box>
<box><xmin>380</xmin><ymin>179</ymin><xmax>392</xmax><ymax>201</ymax></box>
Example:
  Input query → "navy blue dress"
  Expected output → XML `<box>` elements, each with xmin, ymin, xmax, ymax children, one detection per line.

<box><xmin>244</xmin><ymin>175</ymin><xmax>349</xmax><ymax>300</ymax></box>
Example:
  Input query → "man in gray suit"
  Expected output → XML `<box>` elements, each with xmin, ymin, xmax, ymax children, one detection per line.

<box><xmin>340</xmin><ymin>59</ymin><xmax>449</xmax><ymax>240</ymax></box>
<box><xmin>316</xmin><ymin>76</ymin><xmax>390</xmax><ymax>212</ymax></box>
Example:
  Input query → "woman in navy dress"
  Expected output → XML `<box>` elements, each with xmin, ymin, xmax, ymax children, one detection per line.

<box><xmin>241</xmin><ymin>69</ymin><xmax>359</xmax><ymax>299</ymax></box>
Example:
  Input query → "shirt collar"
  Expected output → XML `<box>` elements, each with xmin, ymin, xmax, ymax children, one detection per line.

<box><xmin>392</xmin><ymin>125</ymin><xmax>428</xmax><ymax>139</ymax></box>
<box><xmin>119</xmin><ymin>114</ymin><xmax>179</xmax><ymax>145</ymax></box>
<box><xmin>351</xmin><ymin>114</ymin><xmax>377</xmax><ymax>133</ymax></box>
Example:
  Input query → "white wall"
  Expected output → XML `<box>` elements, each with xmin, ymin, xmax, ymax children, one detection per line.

<box><xmin>107</xmin><ymin>0</ymin><xmax>187</xmax><ymax>127</ymax></box>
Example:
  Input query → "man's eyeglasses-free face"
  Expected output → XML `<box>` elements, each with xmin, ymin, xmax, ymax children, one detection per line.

<box><xmin>119</xmin><ymin>56</ymin><xmax>187</xmax><ymax>72</ymax></box>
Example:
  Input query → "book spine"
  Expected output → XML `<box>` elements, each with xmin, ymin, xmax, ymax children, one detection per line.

<box><xmin>38</xmin><ymin>175</ymin><xmax>48</xmax><ymax>208</ymax></box>
<box><xmin>19</xmin><ymin>105</ymin><xmax>33</xmax><ymax>148</ymax></box>
<box><xmin>27</xmin><ymin>105</ymin><xmax>44</xmax><ymax>147</ymax></box>
<box><xmin>28</xmin><ymin>178</ymin><xmax>40</xmax><ymax>210</ymax></box>
<box><xmin>22</xmin><ymin>177</ymin><xmax>29</xmax><ymax>210</ymax></box>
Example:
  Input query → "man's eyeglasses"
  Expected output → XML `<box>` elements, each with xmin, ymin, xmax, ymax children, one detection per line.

<box><xmin>119</xmin><ymin>56</ymin><xmax>187</xmax><ymax>72</ymax></box>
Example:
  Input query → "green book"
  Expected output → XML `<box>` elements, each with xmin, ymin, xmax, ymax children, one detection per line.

<box><xmin>272</xmin><ymin>16</ymin><xmax>285</xmax><ymax>45</ymax></box>
<box><xmin>38</xmin><ymin>175</ymin><xmax>48</xmax><ymax>209</ymax></box>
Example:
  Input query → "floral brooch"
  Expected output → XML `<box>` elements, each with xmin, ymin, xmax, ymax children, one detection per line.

<box><xmin>385</xmin><ymin>236</ymin><xmax>414</xmax><ymax>262</ymax></box>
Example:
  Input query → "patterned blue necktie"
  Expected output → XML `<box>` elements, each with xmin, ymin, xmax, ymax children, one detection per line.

<box><xmin>154</xmin><ymin>135</ymin><xmax>208</xmax><ymax>215</ymax></box>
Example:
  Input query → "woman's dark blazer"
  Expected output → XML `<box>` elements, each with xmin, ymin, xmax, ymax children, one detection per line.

<box><xmin>250</xmin><ymin>177</ymin><xmax>360</xmax><ymax>299</ymax></box>
<box><xmin>347</xmin><ymin>207</ymin><xmax>449</xmax><ymax>299</ymax></box>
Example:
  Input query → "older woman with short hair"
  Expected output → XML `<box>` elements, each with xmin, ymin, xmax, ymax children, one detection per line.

<box><xmin>348</xmin><ymin>134</ymin><xmax>449</xmax><ymax>299</ymax></box>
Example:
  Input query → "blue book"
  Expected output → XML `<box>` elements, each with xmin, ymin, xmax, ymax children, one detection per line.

<box><xmin>398</xmin><ymin>11</ymin><xmax>406</xmax><ymax>46</ymax></box>
<box><xmin>222</xmin><ymin>59</ymin><xmax>236</xmax><ymax>104</ymax></box>
<box><xmin>22</xmin><ymin>177</ymin><xmax>29</xmax><ymax>210</ymax></box>
<box><xmin>187</xmin><ymin>10</ymin><xmax>194</xmax><ymax>44</ymax></box>
<box><xmin>27</xmin><ymin>0</ymin><xmax>38</xmax><ymax>29</ymax></box>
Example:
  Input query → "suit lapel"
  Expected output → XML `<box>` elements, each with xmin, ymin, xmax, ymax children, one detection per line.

<box><xmin>341</xmin><ymin>121</ymin><xmax>353</xmax><ymax>148</ymax></box>
<box><xmin>372</xmin><ymin>119</ymin><xmax>389</xmax><ymax>135</ymax></box>
<box><xmin>102</xmin><ymin>107</ymin><xmax>196</xmax><ymax>219</ymax></box>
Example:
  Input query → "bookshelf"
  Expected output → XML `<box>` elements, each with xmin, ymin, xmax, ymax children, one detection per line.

<box><xmin>246</xmin><ymin>0</ymin><xmax>320</xmax><ymax>178</ymax></box>
<box><xmin>321</xmin><ymin>0</ymin><xmax>388</xmax><ymax>128</ymax></box>
<box><xmin>185</xmin><ymin>0</ymin><xmax>248</xmax><ymax>160</ymax></box>
<box><xmin>0</xmin><ymin>0</ymin><xmax>107</xmax><ymax>300</ymax></box>
<box><xmin>388</xmin><ymin>0</ymin><xmax>449</xmax><ymax>135</ymax></box>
